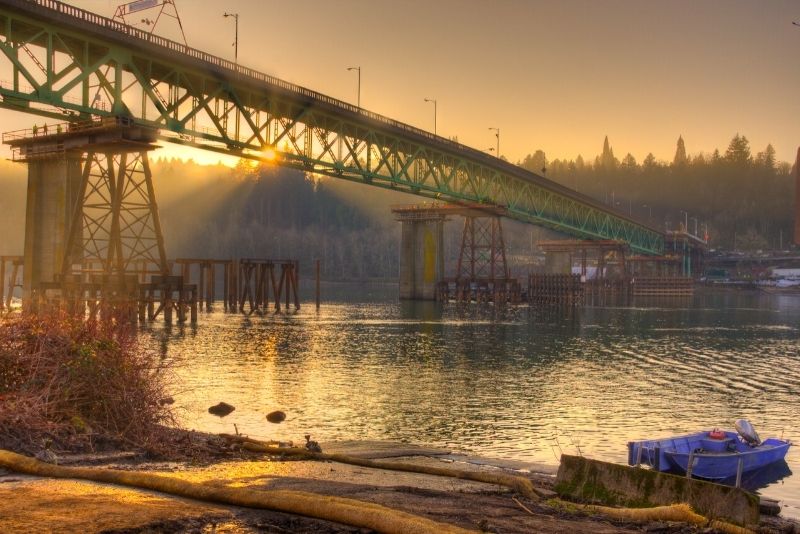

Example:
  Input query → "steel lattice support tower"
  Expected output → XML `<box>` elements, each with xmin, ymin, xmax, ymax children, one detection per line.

<box><xmin>456</xmin><ymin>216</ymin><xmax>509</xmax><ymax>281</ymax></box>
<box><xmin>5</xmin><ymin>120</ymin><xmax>169</xmax><ymax>300</ymax></box>
<box><xmin>62</xmin><ymin>147</ymin><xmax>168</xmax><ymax>278</ymax></box>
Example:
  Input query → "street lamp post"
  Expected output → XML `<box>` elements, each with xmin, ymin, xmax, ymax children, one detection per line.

<box><xmin>642</xmin><ymin>204</ymin><xmax>652</xmax><ymax>221</ymax></box>
<box><xmin>690</xmin><ymin>217</ymin><xmax>698</xmax><ymax>236</ymax></box>
<box><xmin>488</xmin><ymin>127</ymin><xmax>500</xmax><ymax>158</ymax></box>
<box><xmin>347</xmin><ymin>66</ymin><xmax>361</xmax><ymax>108</ymax></box>
<box><xmin>680</xmin><ymin>210</ymin><xmax>688</xmax><ymax>232</ymax></box>
<box><xmin>424</xmin><ymin>98</ymin><xmax>437</xmax><ymax>135</ymax></box>
<box><xmin>223</xmin><ymin>12</ymin><xmax>239</xmax><ymax>63</ymax></box>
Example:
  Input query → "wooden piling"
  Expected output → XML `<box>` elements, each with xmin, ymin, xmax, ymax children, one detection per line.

<box><xmin>315</xmin><ymin>259</ymin><xmax>320</xmax><ymax>310</ymax></box>
<box><xmin>0</xmin><ymin>258</ymin><xmax>5</xmax><ymax>311</ymax></box>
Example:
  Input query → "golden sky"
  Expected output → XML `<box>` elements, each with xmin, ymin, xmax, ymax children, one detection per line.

<box><xmin>1</xmin><ymin>0</ymin><xmax>799</xmax><ymax>165</ymax></box>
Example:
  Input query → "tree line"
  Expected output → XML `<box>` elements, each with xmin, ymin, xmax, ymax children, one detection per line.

<box><xmin>518</xmin><ymin>134</ymin><xmax>795</xmax><ymax>251</ymax></box>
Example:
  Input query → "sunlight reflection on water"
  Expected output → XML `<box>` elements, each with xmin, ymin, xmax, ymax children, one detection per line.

<box><xmin>139</xmin><ymin>286</ymin><xmax>800</xmax><ymax>517</ymax></box>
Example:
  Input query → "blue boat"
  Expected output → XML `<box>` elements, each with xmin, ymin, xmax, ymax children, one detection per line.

<box><xmin>628</xmin><ymin>420</ymin><xmax>791</xmax><ymax>481</ymax></box>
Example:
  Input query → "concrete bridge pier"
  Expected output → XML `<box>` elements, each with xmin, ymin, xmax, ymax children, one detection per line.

<box><xmin>22</xmin><ymin>157</ymin><xmax>82</xmax><ymax>303</ymax></box>
<box><xmin>396</xmin><ymin>213</ymin><xmax>446</xmax><ymax>300</ymax></box>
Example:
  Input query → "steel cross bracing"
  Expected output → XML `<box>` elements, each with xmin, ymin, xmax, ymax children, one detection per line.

<box><xmin>62</xmin><ymin>149</ymin><xmax>169</xmax><ymax>277</ymax></box>
<box><xmin>456</xmin><ymin>217</ymin><xmax>509</xmax><ymax>281</ymax></box>
<box><xmin>0</xmin><ymin>0</ymin><xmax>664</xmax><ymax>255</ymax></box>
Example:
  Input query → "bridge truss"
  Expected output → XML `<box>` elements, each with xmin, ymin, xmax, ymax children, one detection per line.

<box><xmin>0</xmin><ymin>0</ymin><xmax>664</xmax><ymax>255</ymax></box>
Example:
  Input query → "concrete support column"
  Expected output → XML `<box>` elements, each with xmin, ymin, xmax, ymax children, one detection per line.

<box><xmin>398</xmin><ymin>216</ymin><xmax>445</xmax><ymax>300</ymax></box>
<box><xmin>22</xmin><ymin>156</ymin><xmax>82</xmax><ymax>302</ymax></box>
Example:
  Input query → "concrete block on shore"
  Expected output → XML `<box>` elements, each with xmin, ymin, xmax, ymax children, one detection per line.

<box><xmin>554</xmin><ymin>455</ymin><xmax>759</xmax><ymax>527</ymax></box>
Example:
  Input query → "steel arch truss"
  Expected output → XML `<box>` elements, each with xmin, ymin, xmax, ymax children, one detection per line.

<box><xmin>0</xmin><ymin>0</ymin><xmax>663</xmax><ymax>255</ymax></box>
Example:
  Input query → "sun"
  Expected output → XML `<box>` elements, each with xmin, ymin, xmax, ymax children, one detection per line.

<box><xmin>262</xmin><ymin>147</ymin><xmax>277</xmax><ymax>162</ymax></box>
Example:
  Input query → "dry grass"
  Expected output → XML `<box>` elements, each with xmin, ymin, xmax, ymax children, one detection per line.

<box><xmin>0</xmin><ymin>311</ymin><xmax>175</xmax><ymax>455</ymax></box>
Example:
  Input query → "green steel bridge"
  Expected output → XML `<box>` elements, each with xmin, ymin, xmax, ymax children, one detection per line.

<box><xmin>0</xmin><ymin>0</ymin><xmax>664</xmax><ymax>255</ymax></box>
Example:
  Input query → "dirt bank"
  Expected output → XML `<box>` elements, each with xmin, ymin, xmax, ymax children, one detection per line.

<box><xmin>0</xmin><ymin>440</ymin><xmax>796</xmax><ymax>533</ymax></box>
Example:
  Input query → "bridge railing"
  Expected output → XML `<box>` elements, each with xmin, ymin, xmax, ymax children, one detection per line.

<box><xmin>9</xmin><ymin>0</ymin><xmax>663</xmax><ymax>241</ymax></box>
<box><xmin>20</xmin><ymin>0</ymin><xmax>461</xmax><ymax>153</ymax></box>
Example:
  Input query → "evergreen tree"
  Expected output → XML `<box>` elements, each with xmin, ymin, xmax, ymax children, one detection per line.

<box><xmin>755</xmin><ymin>144</ymin><xmax>776</xmax><ymax>171</ymax></box>
<box><xmin>600</xmin><ymin>135</ymin><xmax>617</xmax><ymax>170</ymax></box>
<box><xmin>673</xmin><ymin>136</ymin><xmax>688</xmax><ymax>166</ymax></box>
<box><xmin>520</xmin><ymin>150</ymin><xmax>548</xmax><ymax>174</ymax></box>
<box><xmin>725</xmin><ymin>134</ymin><xmax>751</xmax><ymax>165</ymax></box>
<box><xmin>621</xmin><ymin>153</ymin><xmax>637</xmax><ymax>169</ymax></box>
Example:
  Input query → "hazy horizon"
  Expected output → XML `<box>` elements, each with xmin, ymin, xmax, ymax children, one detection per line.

<box><xmin>0</xmin><ymin>0</ymin><xmax>797</xmax><ymax>166</ymax></box>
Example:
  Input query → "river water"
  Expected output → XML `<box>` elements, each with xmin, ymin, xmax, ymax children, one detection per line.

<box><xmin>139</xmin><ymin>285</ymin><xmax>800</xmax><ymax>517</ymax></box>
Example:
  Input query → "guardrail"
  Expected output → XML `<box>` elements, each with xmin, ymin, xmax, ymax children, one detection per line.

<box><xmin>1</xmin><ymin>116</ymin><xmax>132</xmax><ymax>143</ymax></box>
<box><xmin>5</xmin><ymin>0</ymin><xmax>664</xmax><ymax>240</ymax></box>
<box><xmin>17</xmin><ymin>0</ymin><xmax>460</xmax><ymax>152</ymax></box>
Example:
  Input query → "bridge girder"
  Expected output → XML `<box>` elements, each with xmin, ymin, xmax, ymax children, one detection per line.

<box><xmin>0</xmin><ymin>0</ymin><xmax>664</xmax><ymax>255</ymax></box>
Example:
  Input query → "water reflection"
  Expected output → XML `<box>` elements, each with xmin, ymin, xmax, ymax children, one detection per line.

<box><xmin>736</xmin><ymin>460</ymin><xmax>793</xmax><ymax>493</ymax></box>
<box><xmin>138</xmin><ymin>286</ymin><xmax>800</xmax><ymax>517</ymax></box>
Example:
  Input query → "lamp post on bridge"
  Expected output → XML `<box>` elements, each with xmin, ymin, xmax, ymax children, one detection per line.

<box><xmin>690</xmin><ymin>217</ymin><xmax>698</xmax><ymax>237</ymax></box>
<box><xmin>488</xmin><ymin>127</ymin><xmax>500</xmax><ymax>158</ymax></box>
<box><xmin>223</xmin><ymin>12</ymin><xmax>239</xmax><ymax>63</ymax></box>
<box><xmin>424</xmin><ymin>98</ymin><xmax>437</xmax><ymax>135</ymax></box>
<box><xmin>680</xmin><ymin>210</ymin><xmax>689</xmax><ymax>233</ymax></box>
<box><xmin>642</xmin><ymin>204</ymin><xmax>652</xmax><ymax>222</ymax></box>
<box><xmin>347</xmin><ymin>66</ymin><xmax>361</xmax><ymax>108</ymax></box>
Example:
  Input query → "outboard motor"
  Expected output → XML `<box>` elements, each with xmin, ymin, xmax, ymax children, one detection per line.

<box><xmin>735</xmin><ymin>418</ymin><xmax>761</xmax><ymax>446</ymax></box>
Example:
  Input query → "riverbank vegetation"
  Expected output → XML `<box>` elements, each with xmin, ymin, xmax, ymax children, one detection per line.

<box><xmin>0</xmin><ymin>312</ymin><xmax>174</xmax><ymax>455</ymax></box>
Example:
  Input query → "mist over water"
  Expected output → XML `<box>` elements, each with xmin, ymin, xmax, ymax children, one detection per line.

<box><xmin>140</xmin><ymin>286</ymin><xmax>800</xmax><ymax>517</ymax></box>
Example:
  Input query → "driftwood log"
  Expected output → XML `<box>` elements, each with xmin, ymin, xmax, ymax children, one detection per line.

<box><xmin>220</xmin><ymin>433</ymin><xmax>547</xmax><ymax>500</ymax></box>
<box><xmin>0</xmin><ymin>449</ymin><xmax>476</xmax><ymax>534</ymax></box>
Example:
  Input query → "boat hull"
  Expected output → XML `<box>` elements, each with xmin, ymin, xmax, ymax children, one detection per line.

<box><xmin>628</xmin><ymin>431</ymin><xmax>791</xmax><ymax>481</ymax></box>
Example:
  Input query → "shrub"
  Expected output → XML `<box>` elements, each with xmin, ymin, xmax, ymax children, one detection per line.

<box><xmin>0</xmin><ymin>311</ymin><xmax>174</xmax><ymax>454</ymax></box>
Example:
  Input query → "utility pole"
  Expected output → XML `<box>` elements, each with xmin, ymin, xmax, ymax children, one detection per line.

<box><xmin>347</xmin><ymin>66</ymin><xmax>361</xmax><ymax>108</ymax></box>
<box><xmin>488</xmin><ymin>127</ymin><xmax>500</xmax><ymax>158</ymax></box>
<box><xmin>424</xmin><ymin>98</ymin><xmax>437</xmax><ymax>135</ymax></box>
<box><xmin>223</xmin><ymin>12</ymin><xmax>239</xmax><ymax>63</ymax></box>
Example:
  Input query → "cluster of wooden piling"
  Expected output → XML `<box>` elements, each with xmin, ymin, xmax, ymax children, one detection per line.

<box><xmin>235</xmin><ymin>259</ymin><xmax>300</xmax><ymax>315</ymax></box>
<box><xmin>36</xmin><ymin>274</ymin><xmax>143</xmax><ymax>322</ymax></box>
<box><xmin>630</xmin><ymin>276</ymin><xmax>694</xmax><ymax>297</ymax></box>
<box><xmin>9</xmin><ymin>257</ymin><xmax>307</xmax><ymax>324</ymax></box>
<box><xmin>173</xmin><ymin>259</ymin><xmax>301</xmax><ymax>315</ymax></box>
<box><xmin>138</xmin><ymin>275</ymin><xmax>199</xmax><ymax>323</ymax></box>
<box><xmin>527</xmin><ymin>274</ymin><xmax>584</xmax><ymax>306</ymax></box>
<box><xmin>175</xmin><ymin>259</ymin><xmax>228</xmax><ymax>311</ymax></box>
<box><xmin>435</xmin><ymin>278</ymin><xmax>522</xmax><ymax>304</ymax></box>
<box><xmin>435</xmin><ymin>272</ymin><xmax>694</xmax><ymax>307</ymax></box>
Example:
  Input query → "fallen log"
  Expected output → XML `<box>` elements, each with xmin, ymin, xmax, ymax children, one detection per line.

<box><xmin>0</xmin><ymin>449</ymin><xmax>476</xmax><ymax>534</ymax></box>
<box><xmin>582</xmin><ymin>502</ymin><xmax>754</xmax><ymax>534</ymax></box>
<box><xmin>220</xmin><ymin>433</ymin><xmax>547</xmax><ymax>501</ymax></box>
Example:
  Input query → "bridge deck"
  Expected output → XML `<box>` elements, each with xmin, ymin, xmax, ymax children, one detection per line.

<box><xmin>0</xmin><ymin>0</ymin><xmax>665</xmax><ymax>254</ymax></box>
